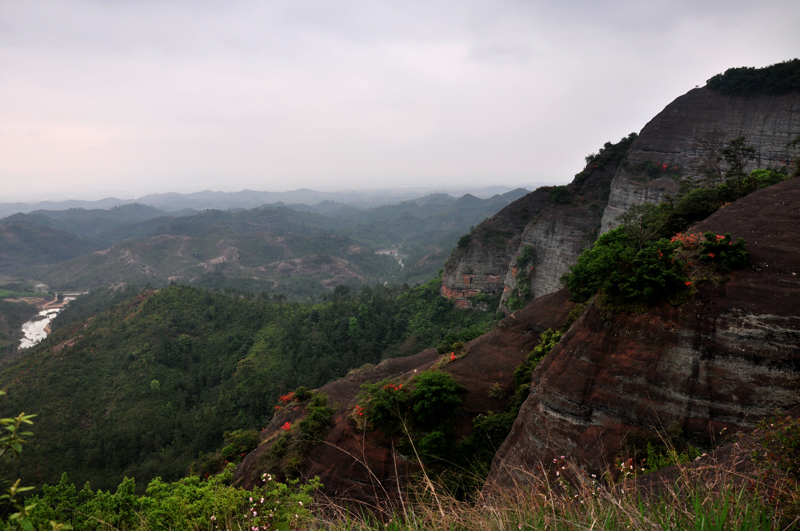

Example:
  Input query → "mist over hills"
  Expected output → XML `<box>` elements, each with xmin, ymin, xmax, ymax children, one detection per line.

<box><xmin>0</xmin><ymin>185</ymin><xmax>537</xmax><ymax>219</ymax></box>
<box><xmin>0</xmin><ymin>187</ymin><xmax>530</xmax><ymax>297</ymax></box>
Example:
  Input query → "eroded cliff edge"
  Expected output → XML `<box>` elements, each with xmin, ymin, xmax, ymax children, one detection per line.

<box><xmin>600</xmin><ymin>87</ymin><xmax>800</xmax><ymax>233</ymax></box>
<box><xmin>442</xmin><ymin>86</ymin><xmax>800</xmax><ymax>311</ymax></box>
<box><xmin>486</xmin><ymin>178</ymin><xmax>800</xmax><ymax>488</ymax></box>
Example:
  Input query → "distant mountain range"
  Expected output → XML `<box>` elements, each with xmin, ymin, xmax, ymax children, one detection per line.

<box><xmin>0</xmin><ymin>185</ymin><xmax>541</xmax><ymax>219</ymax></box>
<box><xmin>0</xmin><ymin>188</ymin><xmax>530</xmax><ymax>297</ymax></box>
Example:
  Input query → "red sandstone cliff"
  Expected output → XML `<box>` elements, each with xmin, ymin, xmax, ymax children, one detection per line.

<box><xmin>442</xmin><ymin>151</ymin><xmax>620</xmax><ymax>311</ymax></box>
<box><xmin>600</xmin><ymin>87</ymin><xmax>800</xmax><ymax>232</ymax></box>
<box><xmin>442</xmin><ymin>86</ymin><xmax>800</xmax><ymax>312</ymax></box>
<box><xmin>440</xmin><ymin>188</ymin><xmax>550</xmax><ymax>309</ymax></box>
<box><xmin>486</xmin><ymin>177</ymin><xmax>800</xmax><ymax>488</ymax></box>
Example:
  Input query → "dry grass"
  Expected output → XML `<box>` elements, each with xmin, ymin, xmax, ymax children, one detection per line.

<box><xmin>310</xmin><ymin>441</ymin><xmax>799</xmax><ymax>531</ymax></box>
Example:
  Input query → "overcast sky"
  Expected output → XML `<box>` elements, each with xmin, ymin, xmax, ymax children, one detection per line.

<box><xmin>2</xmin><ymin>0</ymin><xmax>799</xmax><ymax>201</ymax></box>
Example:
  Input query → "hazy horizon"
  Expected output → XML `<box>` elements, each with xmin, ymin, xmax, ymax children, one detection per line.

<box><xmin>0</xmin><ymin>180</ymin><xmax>554</xmax><ymax>205</ymax></box>
<box><xmin>2</xmin><ymin>0</ymin><xmax>799</xmax><ymax>202</ymax></box>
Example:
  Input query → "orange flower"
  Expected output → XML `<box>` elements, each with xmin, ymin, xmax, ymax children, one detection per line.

<box><xmin>708</xmin><ymin>253</ymin><xmax>715</xmax><ymax>258</ymax></box>
<box><xmin>450</xmin><ymin>353</ymin><xmax>456</xmax><ymax>361</ymax></box>
<box><xmin>281</xmin><ymin>422</ymin><xmax>291</xmax><ymax>431</ymax></box>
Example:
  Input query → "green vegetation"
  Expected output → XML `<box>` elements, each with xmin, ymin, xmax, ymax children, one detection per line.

<box><xmin>575</xmin><ymin>133</ymin><xmax>638</xmax><ymax>187</ymax></box>
<box><xmin>563</xmin><ymin>164</ymin><xmax>795</xmax><ymax>308</ymax></box>
<box><xmin>513</xmin><ymin>328</ymin><xmax>564</xmax><ymax>388</ymax></box>
<box><xmin>706</xmin><ymin>59</ymin><xmax>800</xmax><ymax>96</ymax></box>
<box><xmin>358</xmin><ymin>371</ymin><xmax>465</xmax><ymax>438</ymax></box>
<box><xmin>0</xmin><ymin>300</ymin><xmax>38</xmax><ymax>355</ymax></box>
<box><xmin>506</xmin><ymin>246</ymin><xmax>536</xmax><ymax>311</ymax></box>
<box><xmin>50</xmin><ymin>284</ymin><xmax>141</xmax><ymax>331</ymax></box>
<box><xmin>564</xmin><ymin>225</ymin><xmax>747</xmax><ymax>308</ymax></box>
<box><xmin>470</xmin><ymin>227</ymin><xmax>515</xmax><ymax>249</ymax></box>
<box><xmin>548</xmin><ymin>185</ymin><xmax>573</xmax><ymax>205</ymax></box>
<box><xmin>563</xmin><ymin>228</ymin><xmax>690</xmax><ymax>306</ymax></box>
<box><xmin>625</xmin><ymin>159</ymin><xmax>683</xmax><ymax>181</ymax></box>
<box><xmin>4</xmin><ymin>390</ymin><xmax>798</xmax><ymax>530</ymax></box>
<box><xmin>0</xmin><ymin>279</ymin><xmax>497</xmax><ymax>492</ymax></box>
<box><xmin>0</xmin><ymin>222</ymin><xmax>100</xmax><ymax>275</ymax></box>
<box><xmin>20</xmin><ymin>467</ymin><xmax>319</xmax><ymax>531</ymax></box>
<box><xmin>617</xmin><ymin>421</ymin><xmax>702</xmax><ymax>476</ymax></box>
<box><xmin>583</xmin><ymin>133</ymin><xmax>638</xmax><ymax>169</ymax></box>
<box><xmin>6</xmin><ymin>190</ymin><xmax>529</xmax><ymax>298</ymax></box>
<box><xmin>436</xmin><ymin>325</ymin><xmax>486</xmax><ymax>354</ymax></box>
<box><xmin>258</xmin><ymin>392</ymin><xmax>335</xmax><ymax>480</ymax></box>
<box><xmin>0</xmin><ymin>392</ymin><xmax>40</xmax><ymax>531</ymax></box>
<box><xmin>355</xmin><ymin>307</ymin><xmax>581</xmax><ymax>502</ymax></box>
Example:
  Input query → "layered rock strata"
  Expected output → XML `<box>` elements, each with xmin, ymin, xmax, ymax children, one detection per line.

<box><xmin>441</xmin><ymin>188</ymin><xmax>551</xmax><ymax>309</ymax></box>
<box><xmin>600</xmin><ymin>87</ymin><xmax>800</xmax><ymax>232</ymax></box>
<box><xmin>487</xmin><ymin>178</ymin><xmax>800</xmax><ymax>488</ymax></box>
<box><xmin>499</xmin><ymin>169</ymin><xmax>612</xmax><ymax>309</ymax></box>
<box><xmin>443</xmin><ymin>87</ymin><xmax>800</xmax><ymax>310</ymax></box>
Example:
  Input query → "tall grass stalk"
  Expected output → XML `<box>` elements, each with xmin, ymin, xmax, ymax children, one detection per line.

<box><xmin>313</xmin><ymin>454</ymin><xmax>797</xmax><ymax>531</ymax></box>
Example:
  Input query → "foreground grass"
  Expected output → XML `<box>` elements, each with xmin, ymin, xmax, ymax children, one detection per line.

<box><xmin>10</xmin><ymin>457</ymin><xmax>798</xmax><ymax>531</ymax></box>
<box><xmin>11</xmin><ymin>418</ymin><xmax>800</xmax><ymax>531</ymax></box>
<box><xmin>316</xmin><ymin>459</ymin><xmax>797</xmax><ymax>531</ymax></box>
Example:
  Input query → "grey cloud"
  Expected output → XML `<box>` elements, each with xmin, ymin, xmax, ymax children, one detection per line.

<box><xmin>1</xmin><ymin>0</ymin><xmax>799</xmax><ymax>200</ymax></box>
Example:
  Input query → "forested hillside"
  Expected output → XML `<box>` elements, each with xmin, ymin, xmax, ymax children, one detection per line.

<box><xmin>2</xmin><ymin>190</ymin><xmax>527</xmax><ymax>298</ymax></box>
<box><xmin>0</xmin><ymin>280</ymin><xmax>497</xmax><ymax>491</ymax></box>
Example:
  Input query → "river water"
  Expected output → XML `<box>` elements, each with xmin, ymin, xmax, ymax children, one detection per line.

<box><xmin>19</xmin><ymin>308</ymin><xmax>64</xmax><ymax>349</ymax></box>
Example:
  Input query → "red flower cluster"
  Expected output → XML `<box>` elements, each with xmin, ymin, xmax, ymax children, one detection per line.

<box><xmin>354</xmin><ymin>405</ymin><xmax>364</xmax><ymax>417</ymax></box>
<box><xmin>280</xmin><ymin>422</ymin><xmax>291</xmax><ymax>431</ymax></box>
<box><xmin>383</xmin><ymin>383</ymin><xmax>402</xmax><ymax>391</ymax></box>
<box><xmin>450</xmin><ymin>352</ymin><xmax>456</xmax><ymax>361</ymax></box>
<box><xmin>278</xmin><ymin>392</ymin><xmax>296</xmax><ymax>404</ymax></box>
<box><xmin>671</xmin><ymin>232</ymin><xmax>700</xmax><ymax>249</ymax></box>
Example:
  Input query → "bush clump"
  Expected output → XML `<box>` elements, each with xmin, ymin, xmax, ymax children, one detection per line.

<box><xmin>564</xmin><ymin>227</ymin><xmax>748</xmax><ymax>308</ymax></box>
<box><xmin>357</xmin><ymin>370</ymin><xmax>465</xmax><ymax>436</ymax></box>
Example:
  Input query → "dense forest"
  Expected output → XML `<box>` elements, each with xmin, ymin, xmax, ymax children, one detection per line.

<box><xmin>0</xmin><ymin>279</ymin><xmax>498</xmax><ymax>492</ymax></box>
<box><xmin>706</xmin><ymin>58</ymin><xmax>800</xmax><ymax>96</ymax></box>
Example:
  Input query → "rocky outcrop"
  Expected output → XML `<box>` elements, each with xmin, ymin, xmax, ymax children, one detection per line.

<box><xmin>600</xmin><ymin>87</ymin><xmax>800</xmax><ymax>232</ymax></box>
<box><xmin>443</xmin><ymin>86</ymin><xmax>800</xmax><ymax>311</ymax></box>
<box><xmin>443</xmin><ymin>145</ymin><xmax>625</xmax><ymax>311</ymax></box>
<box><xmin>499</xmin><ymin>163</ymin><xmax>614</xmax><ymax>308</ymax></box>
<box><xmin>234</xmin><ymin>289</ymin><xmax>574</xmax><ymax>507</ymax></box>
<box><xmin>487</xmin><ymin>178</ymin><xmax>800</xmax><ymax>488</ymax></box>
<box><xmin>441</xmin><ymin>188</ymin><xmax>551</xmax><ymax>309</ymax></box>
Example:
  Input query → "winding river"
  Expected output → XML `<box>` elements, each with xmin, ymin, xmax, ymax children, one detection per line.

<box><xmin>18</xmin><ymin>294</ymin><xmax>81</xmax><ymax>349</ymax></box>
<box><xmin>19</xmin><ymin>308</ymin><xmax>63</xmax><ymax>349</ymax></box>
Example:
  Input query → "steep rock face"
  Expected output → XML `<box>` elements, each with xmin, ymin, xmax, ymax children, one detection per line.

<box><xmin>234</xmin><ymin>290</ymin><xmax>574</xmax><ymax>506</ymax></box>
<box><xmin>600</xmin><ymin>87</ymin><xmax>800</xmax><ymax>232</ymax></box>
<box><xmin>441</xmin><ymin>188</ymin><xmax>550</xmax><ymax>309</ymax></box>
<box><xmin>488</xmin><ymin>178</ymin><xmax>800</xmax><ymax>488</ymax></box>
<box><xmin>443</xmin><ymin>147</ymin><xmax>624</xmax><ymax>311</ymax></box>
<box><xmin>499</xmin><ymin>163</ymin><xmax>615</xmax><ymax>308</ymax></box>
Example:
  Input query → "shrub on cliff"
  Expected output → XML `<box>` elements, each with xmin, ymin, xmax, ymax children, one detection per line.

<box><xmin>563</xmin><ymin>228</ymin><xmax>689</xmax><ymax>306</ymax></box>
<box><xmin>357</xmin><ymin>370</ymin><xmax>465</xmax><ymax>436</ymax></box>
<box><xmin>259</xmin><ymin>392</ymin><xmax>334</xmax><ymax>479</ymax></box>
<box><xmin>564</xmin><ymin>227</ymin><xmax>748</xmax><ymax>307</ymax></box>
